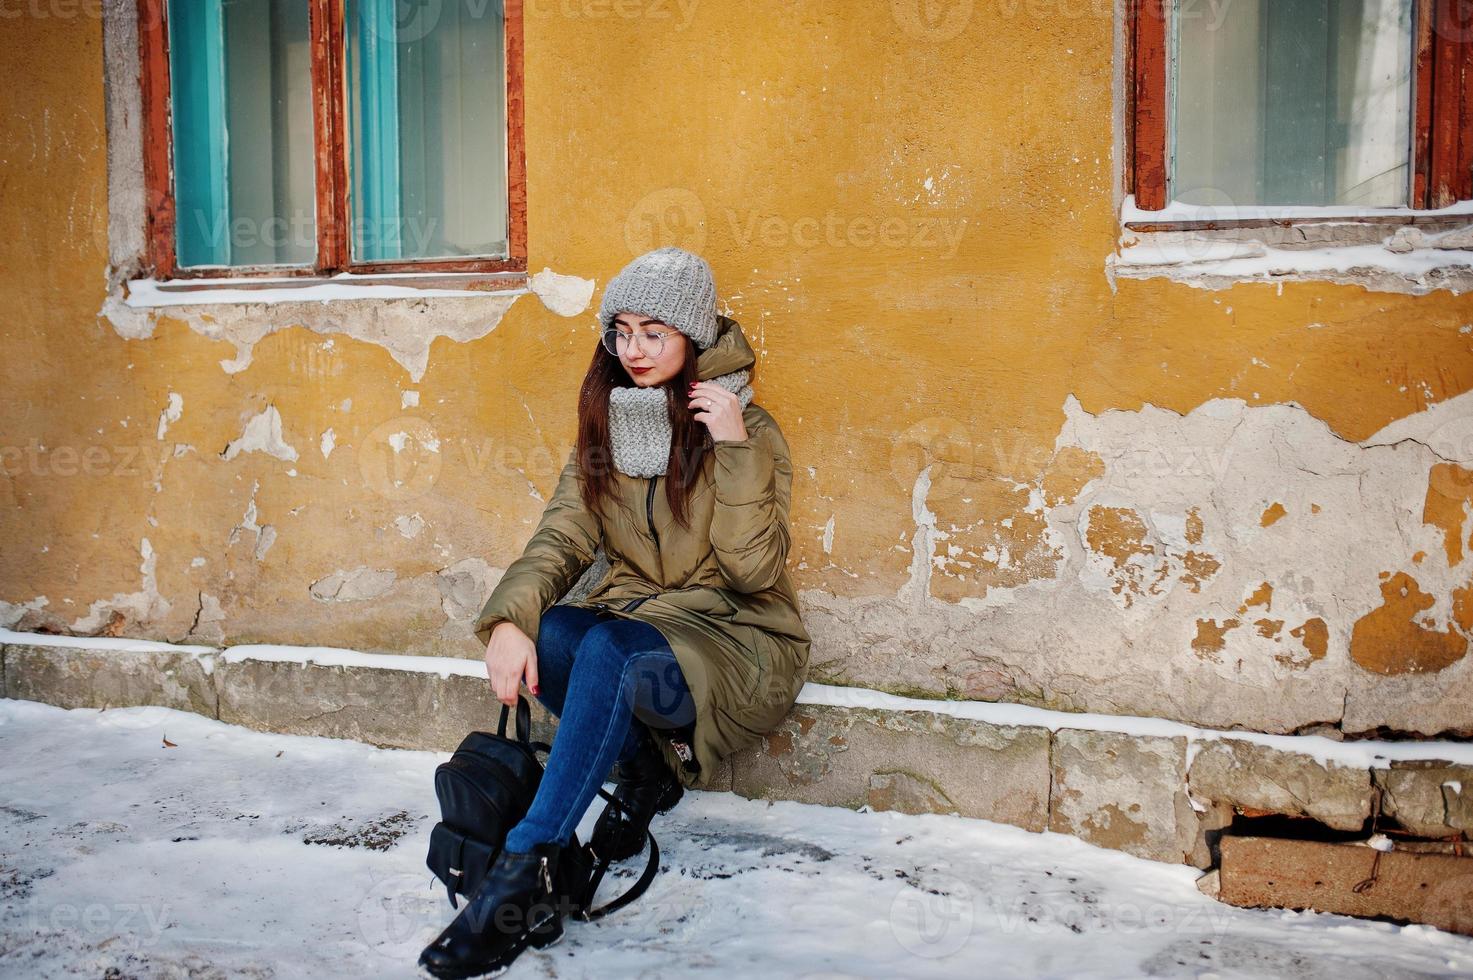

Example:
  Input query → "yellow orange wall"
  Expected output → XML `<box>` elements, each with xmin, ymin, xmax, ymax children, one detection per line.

<box><xmin>2</xmin><ymin>2</ymin><xmax>1470</xmax><ymax>736</ymax></box>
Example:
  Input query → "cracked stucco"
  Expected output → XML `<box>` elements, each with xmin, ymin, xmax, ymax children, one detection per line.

<box><xmin>227</xmin><ymin>481</ymin><xmax>276</xmax><ymax>562</ymax></box>
<box><xmin>100</xmin><ymin>292</ymin><xmax>526</xmax><ymax>383</ymax></box>
<box><xmin>310</xmin><ymin>567</ymin><xmax>398</xmax><ymax>603</ymax></box>
<box><xmin>800</xmin><ymin>389</ymin><xmax>1473</xmax><ymax>738</ymax></box>
<box><xmin>70</xmin><ymin>538</ymin><xmax>170</xmax><ymax>634</ymax></box>
<box><xmin>222</xmin><ymin>406</ymin><xmax>298</xmax><ymax>463</ymax></box>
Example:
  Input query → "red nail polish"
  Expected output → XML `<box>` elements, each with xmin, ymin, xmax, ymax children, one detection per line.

<box><xmin>532</xmin><ymin>685</ymin><xmax>540</xmax><ymax>694</ymax></box>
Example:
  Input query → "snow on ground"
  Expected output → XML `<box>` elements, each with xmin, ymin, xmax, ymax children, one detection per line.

<box><xmin>1</xmin><ymin>698</ymin><xmax>1470</xmax><ymax>980</ymax></box>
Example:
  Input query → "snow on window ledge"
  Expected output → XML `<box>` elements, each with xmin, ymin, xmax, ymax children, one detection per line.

<box><xmin>122</xmin><ymin>271</ymin><xmax>529</xmax><ymax>309</ymax></box>
<box><xmin>1108</xmin><ymin>195</ymin><xmax>1473</xmax><ymax>296</ymax></box>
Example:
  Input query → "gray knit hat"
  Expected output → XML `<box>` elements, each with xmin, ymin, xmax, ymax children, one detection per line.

<box><xmin>596</xmin><ymin>246</ymin><xmax>719</xmax><ymax>350</ymax></box>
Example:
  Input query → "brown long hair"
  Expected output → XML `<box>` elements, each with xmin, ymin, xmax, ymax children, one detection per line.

<box><xmin>575</xmin><ymin>336</ymin><xmax>711</xmax><ymax>530</ymax></box>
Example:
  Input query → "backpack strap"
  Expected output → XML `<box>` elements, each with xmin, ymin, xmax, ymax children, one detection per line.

<box><xmin>496</xmin><ymin>698</ymin><xmax>533</xmax><ymax>744</ymax></box>
<box><xmin>526</xmin><ymin>740</ymin><xmax>663</xmax><ymax>921</ymax></box>
<box><xmin>575</xmin><ymin>788</ymin><xmax>661</xmax><ymax>921</ymax></box>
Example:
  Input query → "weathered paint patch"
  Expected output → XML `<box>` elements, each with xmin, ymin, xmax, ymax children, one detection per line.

<box><xmin>393</xmin><ymin>514</ymin><xmax>426</xmax><ymax>540</ymax></box>
<box><xmin>528</xmin><ymin>268</ymin><xmax>596</xmax><ymax>317</ymax></box>
<box><xmin>1253</xmin><ymin>619</ymin><xmax>1284</xmax><ymax>639</ymax></box>
<box><xmin>1240</xmin><ymin>582</ymin><xmax>1273</xmax><ymax>612</ymax></box>
<box><xmin>0</xmin><ymin>597</ymin><xmax>51</xmax><ymax>631</ymax></box>
<box><xmin>1040</xmin><ymin>446</ymin><xmax>1105</xmax><ymax>507</ymax></box>
<box><xmin>1192</xmin><ymin>618</ymin><xmax>1239</xmax><ymax>661</ymax></box>
<box><xmin>802</xmin><ymin>389</ymin><xmax>1473</xmax><ymax>737</ymax></box>
<box><xmin>187</xmin><ymin>592</ymin><xmax>227</xmax><ymax>643</ymax></box>
<box><xmin>1280</xmin><ymin>617</ymin><xmax>1330</xmax><ymax>668</ymax></box>
<box><xmin>436</xmin><ymin>558</ymin><xmax>494</xmax><ymax>622</ymax></box>
<box><xmin>1350</xmin><ymin>572</ymin><xmax>1467</xmax><ymax>676</ymax></box>
<box><xmin>226</xmin><ymin>480</ymin><xmax>276</xmax><ymax>563</ymax></box>
<box><xmin>1185</xmin><ymin>507</ymin><xmax>1206</xmax><ymax>545</ymax></box>
<box><xmin>1423</xmin><ymin>463</ymin><xmax>1473</xmax><ymax>567</ymax></box>
<box><xmin>1084</xmin><ymin>506</ymin><xmax>1158</xmax><ymax>608</ymax></box>
<box><xmin>222</xmin><ymin>406</ymin><xmax>298</xmax><ymax>463</ymax></box>
<box><xmin>1178</xmin><ymin>549</ymin><xmax>1222</xmax><ymax>593</ymax></box>
<box><xmin>310</xmin><ymin>567</ymin><xmax>398</xmax><ymax>603</ymax></box>
<box><xmin>70</xmin><ymin>539</ymin><xmax>170</xmax><ymax>634</ymax></box>
<box><xmin>155</xmin><ymin>392</ymin><xmax>182</xmax><ymax>440</ymax></box>
<box><xmin>1456</xmin><ymin>582</ymin><xmax>1473</xmax><ymax>634</ymax></box>
<box><xmin>101</xmin><ymin>293</ymin><xmax>523</xmax><ymax>382</ymax></box>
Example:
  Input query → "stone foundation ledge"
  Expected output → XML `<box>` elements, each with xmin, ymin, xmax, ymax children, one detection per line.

<box><xmin>3</xmin><ymin>630</ymin><xmax>1470</xmax><ymax>868</ymax></box>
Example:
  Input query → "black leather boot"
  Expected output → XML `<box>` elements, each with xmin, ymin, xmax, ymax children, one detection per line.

<box><xmin>418</xmin><ymin>840</ymin><xmax>566</xmax><ymax>979</ymax></box>
<box><xmin>589</xmin><ymin>723</ymin><xmax>684</xmax><ymax>863</ymax></box>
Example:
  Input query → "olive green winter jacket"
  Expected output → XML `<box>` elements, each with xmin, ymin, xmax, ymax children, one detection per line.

<box><xmin>472</xmin><ymin>315</ymin><xmax>811</xmax><ymax>789</ymax></box>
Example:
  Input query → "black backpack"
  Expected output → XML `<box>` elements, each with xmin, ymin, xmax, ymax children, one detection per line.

<box><xmin>425</xmin><ymin>694</ymin><xmax>660</xmax><ymax>920</ymax></box>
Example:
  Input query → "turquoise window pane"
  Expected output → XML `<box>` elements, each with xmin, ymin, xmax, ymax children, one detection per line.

<box><xmin>167</xmin><ymin>0</ymin><xmax>316</xmax><ymax>268</ymax></box>
<box><xmin>1173</xmin><ymin>0</ymin><xmax>1413</xmax><ymax>208</ymax></box>
<box><xmin>347</xmin><ymin>0</ymin><xmax>509</xmax><ymax>261</ymax></box>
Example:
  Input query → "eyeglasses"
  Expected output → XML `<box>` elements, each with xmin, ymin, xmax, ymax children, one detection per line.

<box><xmin>602</xmin><ymin>327</ymin><xmax>676</xmax><ymax>358</ymax></box>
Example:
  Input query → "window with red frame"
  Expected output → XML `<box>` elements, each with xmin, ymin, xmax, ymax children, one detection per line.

<box><xmin>139</xmin><ymin>0</ymin><xmax>526</xmax><ymax>279</ymax></box>
<box><xmin>1128</xmin><ymin>0</ymin><xmax>1471</xmax><ymax>212</ymax></box>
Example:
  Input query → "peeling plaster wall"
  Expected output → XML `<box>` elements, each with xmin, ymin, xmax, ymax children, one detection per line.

<box><xmin>803</xmin><ymin>390</ymin><xmax>1473</xmax><ymax>737</ymax></box>
<box><xmin>1</xmin><ymin>4</ymin><xmax>1470</xmax><ymax>739</ymax></box>
<box><xmin>101</xmin><ymin>293</ymin><xmax>526</xmax><ymax>382</ymax></box>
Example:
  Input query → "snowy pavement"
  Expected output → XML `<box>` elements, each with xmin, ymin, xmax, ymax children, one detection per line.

<box><xmin>1</xmin><ymin>698</ymin><xmax>1470</xmax><ymax>980</ymax></box>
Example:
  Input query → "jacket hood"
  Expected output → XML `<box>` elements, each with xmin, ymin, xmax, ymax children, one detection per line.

<box><xmin>696</xmin><ymin>314</ymin><xmax>756</xmax><ymax>381</ymax></box>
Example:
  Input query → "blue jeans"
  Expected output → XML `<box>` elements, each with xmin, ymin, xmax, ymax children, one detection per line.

<box><xmin>502</xmin><ymin>604</ymin><xmax>696</xmax><ymax>853</ymax></box>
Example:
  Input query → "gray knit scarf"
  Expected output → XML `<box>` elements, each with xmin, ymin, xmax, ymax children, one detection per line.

<box><xmin>608</xmin><ymin>369</ymin><xmax>754</xmax><ymax>478</ymax></box>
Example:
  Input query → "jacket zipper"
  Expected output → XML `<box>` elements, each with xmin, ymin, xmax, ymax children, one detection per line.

<box><xmin>645</xmin><ymin>474</ymin><xmax>660</xmax><ymax>550</ymax></box>
<box><xmin>617</xmin><ymin>475</ymin><xmax>661</xmax><ymax>613</ymax></box>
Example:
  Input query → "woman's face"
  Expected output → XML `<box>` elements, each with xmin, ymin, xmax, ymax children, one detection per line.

<box><xmin>611</xmin><ymin>313</ymin><xmax>689</xmax><ymax>387</ymax></box>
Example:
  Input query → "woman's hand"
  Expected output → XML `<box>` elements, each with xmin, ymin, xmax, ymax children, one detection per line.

<box><xmin>484</xmin><ymin>620</ymin><xmax>539</xmax><ymax>707</ymax></box>
<box><xmin>688</xmin><ymin>381</ymin><xmax>748</xmax><ymax>442</ymax></box>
